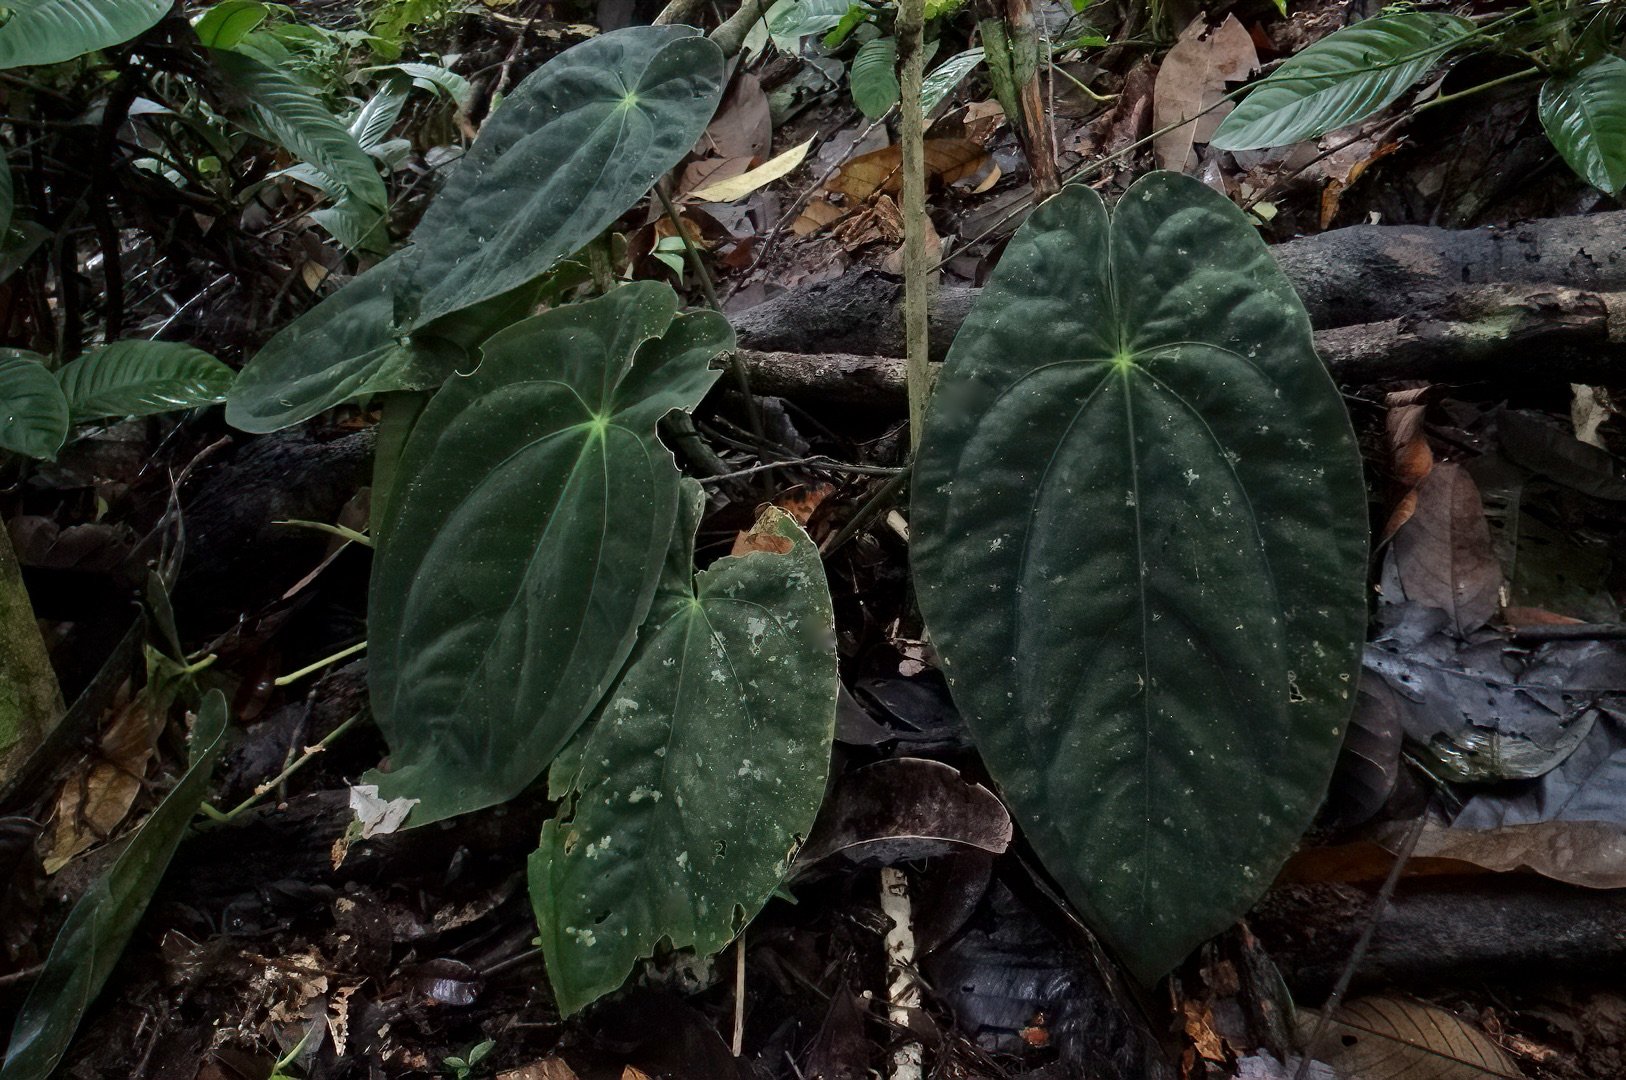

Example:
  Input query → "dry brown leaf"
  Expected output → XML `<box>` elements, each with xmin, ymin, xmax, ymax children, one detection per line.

<box><xmin>42</xmin><ymin>696</ymin><xmax>160</xmax><ymax>873</ymax></box>
<box><xmin>1152</xmin><ymin>14</ymin><xmax>1258</xmax><ymax>173</ymax></box>
<box><xmin>1318</xmin><ymin>137</ymin><xmax>1403</xmax><ymax>229</ymax></box>
<box><xmin>499</xmin><ymin>1061</ymin><xmax>579</xmax><ymax>1080</ymax></box>
<box><xmin>677</xmin><ymin>155</ymin><xmax>754</xmax><ymax>199</ymax></box>
<box><xmin>770</xmin><ymin>483</ymin><xmax>836</xmax><ymax>527</ymax></box>
<box><xmin>791</xmin><ymin>198</ymin><xmax>844</xmax><ymax>237</ymax></box>
<box><xmin>703</xmin><ymin>72</ymin><xmax>771</xmax><ymax>161</ymax></box>
<box><xmin>731</xmin><ymin>524</ymin><xmax>794</xmax><ymax>557</ymax></box>
<box><xmin>1312</xmin><ymin>996</ymin><xmax>1523</xmax><ymax>1080</ymax></box>
<box><xmin>1380</xmin><ymin>387</ymin><xmax>1435</xmax><ymax>541</ymax></box>
<box><xmin>794</xmin><ymin>139</ymin><xmax>989</xmax><ymax>235</ymax></box>
<box><xmin>621</xmin><ymin>1069</ymin><xmax>653</xmax><ymax>1080</ymax></box>
<box><xmin>1181</xmin><ymin>1000</ymin><xmax>1229</xmax><ymax>1065</ymax></box>
<box><xmin>1392</xmin><ymin>463</ymin><xmax>1502</xmax><ymax>636</ymax></box>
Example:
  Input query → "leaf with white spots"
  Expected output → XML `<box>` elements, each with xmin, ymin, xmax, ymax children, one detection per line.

<box><xmin>530</xmin><ymin>483</ymin><xmax>837</xmax><ymax>1016</ymax></box>
<box><xmin>910</xmin><ymin>171</ymin><xmax>1368</xmax><ymax>983</ymax></box>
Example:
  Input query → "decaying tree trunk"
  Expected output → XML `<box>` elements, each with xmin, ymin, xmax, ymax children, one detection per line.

<box><xmin>729</xmin><ymin>209</ymin><xmax>1626</xmax><ymax>402</ymax></box>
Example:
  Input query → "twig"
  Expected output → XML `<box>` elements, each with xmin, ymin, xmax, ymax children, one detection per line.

<box><xmin>821</xmin><ymin>466</ymin><xmax>911</xmax><ymax>557</ymax></box>
<box><xmin>732</xmin><ymin>934</ymin><xmax>747</xmax><ymax>1056</ymax></box>
<box><xmin>1504</xmin><ymin>622</ymin><xmax>1626</xmax><ymax>642</ymax></box>
<box><xmin>897</xmin><ymin>0</ymin><xmax>932</xmax><ymax>448</ymax></box>
<box><xmin>881</xmin><ymin>867</ymin><xmax>923</xmax><ymax>1080</ymax></box>
<box><xmin>710</xmin><ymin>0</ymin><xmax>771</xmax><ymax>58</ymax></box>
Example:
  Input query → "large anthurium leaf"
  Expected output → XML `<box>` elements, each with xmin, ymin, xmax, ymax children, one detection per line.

<box><xmin>530</xmin><ymin>483</ymin><xmax>836</xmax><ymax>1016</ymax></box>
<box><xmin>211</xmin><ymin>47</ymin><xmax>389</xmax><ymax>252</ymax></box>
<box><xmin>403</xmin><ymin>26</ymin><xmax>724</xmax><ymax>328</ymax></box>
<box><xmin>56</xmin><ymin>339</ymin><xmax>234</xmax><ymax>422</ymax></box>
<box><xmin>1</xmin><ymin>691</ymin><xmax>227</xmax><ymax>1080</ymax></box>
<box><xmin>911</xmin><ymin>172</ymin><xmax>1367</xmax><ymax>984</ymax></box>
<box><xmin>1540</xmin><ymin>56</ymin><xmax>1626</xmax><ymax>195</ymax></box>
<box><xmin>1209</xmin><ymin>13</ymin><xmax>1473</xmax><ymax>151</ymax></box>
<box><xmin>0</xmin><ymin>0</ymin><xmax>170</xmax><ymax>70</ymax></box>
<box><xmin>0</xmin><ymin>350</ymin><xmax>69</xmax><ymax>460</ymax></box>
<box><xmin>366</xmin><ymin>282</ymin><xmax>730</xmax><ymax>826</ymax></box>
<box><xmin>222</xmin><ymin>25</ymin><xmax>725</xmax><ymax>433</ymax></box>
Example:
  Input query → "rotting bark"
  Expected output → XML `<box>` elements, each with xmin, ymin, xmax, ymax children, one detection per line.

<box><xmin>731</xmin><ymin>209</ymin><xmax>1626</xmax><ymax>359</ymax></box>
<box><xmin>734</xmin><ymin>286</ymin><xmax>1626</xmax><ymax>405</ymax></box>
<box><xmin>1255</xmin><ymin>879</ymin><xmax>1626</xmax><ymax>999</ymax></box>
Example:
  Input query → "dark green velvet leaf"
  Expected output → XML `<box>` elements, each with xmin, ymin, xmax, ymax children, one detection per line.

<box><xmin>530</xmin><ymin>484</ymin><xmax>837</xmax><ymax>1015</ymax></box>
<box><xmin>365</xmin><ymin>282</ymin><xmax>729</xmax><ymax>825</ymax></box>
<box><xmin>911</xmin><ymin>172</ymin><xmax>1367</xmax><ymax>983</ymax></box>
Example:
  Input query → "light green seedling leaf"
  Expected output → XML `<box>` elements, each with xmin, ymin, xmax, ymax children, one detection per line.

<box><xmin>0</xmin><ymin>0</ymin><xmax>170</xmax><ymax>70</ymax></box>
<box><xmin>56</xmin><ymin>340</ymin><xmax>234</xmax><ymax>422</ymax></box>
<box><xmin>766</xmin><ymin>0</ymin><xmax>853</xmax><ymax>42</ymax></box>
<box><xmin>531</xmin><ymin>483</ymin><xmax>837</xmax><ymax>1016</ymax></box>
<box><xmin>405</xmin><ymin>25</ymin><xmax>725</xmax><ymax>329</ymax></box>
<box><xmin>1</xmin><ymin>690</ymin><xmax>228</xmax><ymax>1080</ymax></box>
<box><xmin>1540</xmin><ymin>56</ymin><xmax>1626</xmax><ymax>195</ymax></box>
<box><xmin>223</xmin><ymin>25</ymin><xmax>725</xmax><ymax>434</ymax></box>
<box><xmin>192</xmin><ymin>1</ymin><xmax>269</xmax><ymax>49</ymax></box>
<box><xmin>0</xmin><ymin>349</ymin><xmax>68</xmax><ymax>460</ymax></box>
<box><xmin>211</xmin><ymin>47</ymin><xmax>389</xmax><ymax>252</ymax></box>
<box><xmin>1210</xmin><ymin>12</ymin><xmax>1474</xmax><ymax>151</ymax></box>
<box><xmin>911</xmin><ymin>172</ymin><xmax>1367</xmax><ymax>984</ymax></box>
<box><xmin>366</xmin><ymin>282</ymin><xmax>729</xmax><ymax>826</ymax></box>
<box><xmin>851</xmin><ymin>36</ymin><xmax>899</xmax><ymax>118</ymax></box>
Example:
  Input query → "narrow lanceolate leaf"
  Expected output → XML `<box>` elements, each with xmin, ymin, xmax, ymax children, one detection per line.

<box><xmin>851</xmin><ymin>36</ymin><xmax>900</xmax><ymax>118</ymax></box>
<box><xmin>223</xmin><ymin>25</ymin><xmax>725</xmax><ymax>434</ymax></box>
<box><xmin>1540</xmin><ymin>56</ymin><xmax>1626</xmax><ymax>195</ymax></box>
<box><xmin>921</xmin><ymin>47</ymin><xmax>985</xmax><ymax>115</ymax></box>
<box><xmin>0</xmin><ymin>0</ymin><xmax>170</xmax><ymax>70</ymax></box>
<box><xmin>366</xmin><ymin>283</ymin><xmax>729</xmax><ymax>826</ymax></box>
<box><xmin>56</xmin><ymin>340</ymin><xmax>234</xmax><ymax>422</ymax></box>
<box><xmin>211</xmin><ymin>48</ymin><xmax>389</xmax><ymax>251</ymax></box>
<box><xmin>1</xmin><ymin>691</ymin><xmax>227</xmax><ymax>1080</ymax></box>
<box><xmin>0</xmin><ymin>350</ymin><xmax>69</xmax><ymax>460</ymax></box>
<box><xmin>1210</xmin><ymin>13</ymin><xmax>1474</xmax><ymax>151</ymax></box>
<box><xmin>911</xmin><ymin>172</ymin><xmax>1368</xmax><ymax>983</ymax></box>
<box><xmin>531</xmin><ymin>484</ymin><xmax>837</xmax><ymax>1016</ymax></box>
<box><xmin>404</xmin><ymin>25</ymin><xmax>725</xmax><ymax>328</ymax></box>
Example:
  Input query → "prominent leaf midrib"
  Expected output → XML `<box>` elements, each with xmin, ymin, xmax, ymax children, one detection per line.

<box><xmin>1120</xmin><ymin>366</ymin><xmax>1155</xmax><ymax>916</ymax></box>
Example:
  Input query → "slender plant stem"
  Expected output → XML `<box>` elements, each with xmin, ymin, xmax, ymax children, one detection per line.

<box><xmin>273</xmin><ymin>640</ymin><xmax>368</xmax><ymax>687</ymax></box>
<box><xmin>897</xmin><ymin>0</ymin><xmax>931</xmax><ymax>450</ymax></box>
<box><xmin>199</xmin><ymin>712</ymin><xmax>364</xmax><ymax>824</ymax></box>
<box><xmin>821</xmin><ymin>465</ymin><xmax>912</xmax><ymax>557</ymax></box>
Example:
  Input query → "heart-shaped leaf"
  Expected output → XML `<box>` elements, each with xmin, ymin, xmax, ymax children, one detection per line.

<box><xmin>0</xmin><ymin>0</ymin><xmax>170</xmax><ymax>70</ymax></box>
<box><xmin>1540</xmin><ymin>55</ymin><xmax>1626</xmax><ymax>195</ymax></box>
<box><xmin>2</xmin><ymin>690</ymin><xmax>227</xmax><ymax>1080</ymax></box>
<box><xmin>403</xmin><ymin>25</ymin><xmax>725</xmax><ymax>329</ymax></box>
<box><xmin>223</xmin><ymin>25</ymin><xmax>725</xmax><ymax>433</ymax></box>
<box><xmin>55</xmin><ymin>339</ymin><xmax>234</xmax><ymax>422</ymax></box>
<box><xmin>910</xmin><ymin>172</ymin><xmax>1367</xmax><ymax>983</ymax></box>
<box><xmin>365</xmin><ymin>282</ymin><xmax>729</xmax><ymax>826</ymax></box>
<box><xmin>1209</xmin><ymin>13</ymin><xmax>1473</xmax><ymax>151</ymax></box>
<box><xmin>0</xmin><ymin>350</ymin><xmax>69</xmax><ymax>460</ymax></box>
<box><xmin>530</xmin><ymin>483</ymin><xmax>836</xmax><ymax>1016</ymax></box>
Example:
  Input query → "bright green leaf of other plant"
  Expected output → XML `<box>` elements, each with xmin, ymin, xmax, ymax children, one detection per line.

<box><xmin>404</xmin><ymin>25</ymin><xmax>724</xmax><ymax>329</ymax></box>
<box><xmin>531</xmin><ymin>483</ymin><xmax>836</xmax><ymax>1016</ymax></box>
<box><xmin>1</xmin><ymin>690</ymin><xmax>227</xmax><ymax>1080</ymax></box>
<box><xmin>911</xmin><ymin>172</ymin><xmax>1367</xmax><ymax>984</ymax></box>
<box><xmin>0</xmin><ymin>0</ymin><xmax>170</xmax><ymax>70</ymax></box>
<box><xmin>0</xmin><ymin>350</ymin><xmax>68</xmax><ymax>460</ymax></box>
<box><xmin>850</xmin><ymin>36</ymin><xmax>899</xmax><ymax>118</ymax></box>
<box><xmin>1210</xmin><ymin>12</ymin><xmax>1473</xmax><ymax>151</ymax></box>
<box><xmin>56</xmin><ymin>339</ymin><xmax>234</xmax><ymax>422</ymax></box>
<box><xmin>211</xmin><ymin>47</ymin><xmax>389</xmax><ymax>252</ymax></box>
<box><xmin>366</xmin><ymin>283</ymin><xmax>729</xmax><ymax>826</ymax></box>
<box><xmin>1540</xmin><ymin>56</ymin><xmax>1626</xmax><ymax>195</ymax></box>
<box><xmin>766</xmin><ymin>0</ymin><xmax>852</xmax><ymax>43</ymax></box>
<box><xmin>192</xmin><ymin>1</ymin><xmax>269</xmax><ymax>49</ymax></box>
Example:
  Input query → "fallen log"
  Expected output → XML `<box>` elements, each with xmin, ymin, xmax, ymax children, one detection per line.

<box><xmin>730</xmin><ymin>208</ymin><xmax>1626</xmax><ymax>365</ymax></box>
<box><xmin>737</xmin><ymin>285</ymin><xmax>1626</xmax><ymax>406</ymax></box>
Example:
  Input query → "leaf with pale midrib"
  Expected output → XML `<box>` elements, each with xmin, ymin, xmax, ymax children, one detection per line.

<box><xmin>911</xmin><ymin>171</ymin><xmax>1367</xmax><ymax>983</ymax></box>
<box><xmin>1540</xmin><ymin>55</ymin><xmax>1626</xmax><ymax>195</ymax></box>
<box><xmin>0</xmin><ymin>0</ymin><xmax>171</xmax><ymax>70</ymax></box>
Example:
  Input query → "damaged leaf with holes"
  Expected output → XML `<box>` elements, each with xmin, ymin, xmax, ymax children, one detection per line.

<box><xmin>530</xmin><ymin>482</ymin><xmax>837</xmax><ymax>1017</ymax></box>
<box><xmin>910</xmin><ymin>172</ymin><xmax>1368</xmax><ymax>983</ymax></box>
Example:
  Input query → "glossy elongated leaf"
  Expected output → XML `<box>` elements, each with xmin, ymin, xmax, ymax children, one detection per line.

<box><xmin>223</xmin><ymin>25</ymin><xmax>725</xmax><ymax>433</ymax></box>
<box><xmin>192</xmin><ymin>1</ymin><xmax>269</xmax><ymax>49</ymax></box>
<box><xmin>1540</xmin><ymin>56</ymin><xmax>1626</xmax><ymax>194</ymax></box>
<box><xmin>0</xmin><ymin>0</ymin><xmax>170</xmax><ymax>70</ymax></box>
<box><xmin>530</xmin><ymin>484</ymin><xmax>836</xmax><ymax>1015</ymax></box>
<box><xmin>1</xmin><ymin>691</ymin><xmax>227</xmax><ymax>1080</ymax></box>
<box><xmin>1210</xmin><ymin>13</ymin><xmax>1473</xmax><ymax>151</ymax></box>
<box><xmin>404</xmin><ymin>26</ymin><xmax>724</xmax><ymax>328</ymax></box>
<box><xmin>922</xmin><ymin>47</ymin><xmax>984</xmax><ymax>115</ymax></box>
<box><xmin>911</xmin><ymin>172</ymin><xmax>1367</xmax><ymax>983</ymax></box>
<box><xmin>366</xmin><ymin>283</ymin><xmax>729</xmax><ymax>825</ymax></box>
<box><xmin>211</xmin><ymin>48</ymin><xmax>388</xmax><ymax>252</ymax></box>
<box><xmin>851</xmin><ymin>37</ymin><xmax>900</xmax><ymax>118</ymax></box>
<box><xmin>56</xmin><ymin>340</ymin><xmax>234</xmax><ymax>421</ymax></box>
<box><xmin>0</xmin><ymin>350</ymin><xmax>68</xmax><ymax>460</ymax></box>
